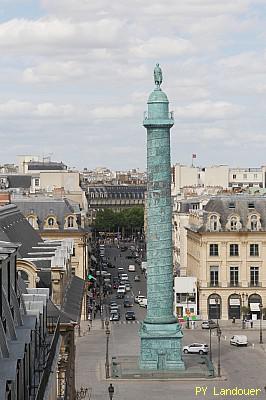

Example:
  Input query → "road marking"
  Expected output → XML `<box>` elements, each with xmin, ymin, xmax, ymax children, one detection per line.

<box><xmin>112</xmin><ymin>320</ymin><xmax>140</xmax><ymax>325</ymax></box>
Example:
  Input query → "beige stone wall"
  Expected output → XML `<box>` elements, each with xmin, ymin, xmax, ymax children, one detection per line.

<box><xmin>187</xmin><ymin>228</ymin><xmax>266</xmax><ymax>319</ymax></box>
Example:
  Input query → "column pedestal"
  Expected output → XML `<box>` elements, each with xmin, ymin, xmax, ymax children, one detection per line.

<box><xmin>139</xmin><ymin>321</ymin><xmax>185</xmax><ymax>370</ymax></box>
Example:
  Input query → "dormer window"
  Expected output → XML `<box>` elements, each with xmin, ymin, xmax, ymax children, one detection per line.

<box><xmin>48</xmin><ymin>217</ymin><xmax>55</xmax><ymax>226</ymax></box>
<box><xmin>251</xmin><ymin>215</ymin><xmax>258</xmax><ymax>231</ymax></box>
<box><xmin>207</xmin><ymin>214</ymin><xmax>221</xmax><ymax>232</ymax></box>
<box><xmin>230</xmin><ymin>216</ymin><xmax>237</xmax><ymax>231</ymax></box>
<box><xmin>67</xmin><ymin>216</ymin><xmax>74</xmax><ymax>228</ymax></box>
<box><xmin>248</xmin><ymin>203</ymin><xmax>255</xmax><ymax>209</ymax></box>
<box><xmin>210</xmin><ymin>215</ymin><xmax>218</xmax><ymax>231</ymax></box>
<box><xmin>229</xmin><ymin>202</ymin><xmax>235</xmax><ymax>209</ymax></box>
<box><xmin>27</xmin><ymin>214</ymin><xmax>38</xmax><ymax>229</ymax></box>
<box><xmin>226</xmin><ymin>214</ymin><xmax>242</xmax><ymax>231</ymax></box>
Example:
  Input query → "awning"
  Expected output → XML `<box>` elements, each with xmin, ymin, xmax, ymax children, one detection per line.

<box><xmin>250</xmin><ymin>303</ymin><xmax>260</xmax><ymax>312</ymax></box>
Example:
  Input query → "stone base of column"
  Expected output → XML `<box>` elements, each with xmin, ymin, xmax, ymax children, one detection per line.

<box><xmin>139</xmin><ymin>321</ymin><xmax>185</xmax><ymax>370</ymax></box>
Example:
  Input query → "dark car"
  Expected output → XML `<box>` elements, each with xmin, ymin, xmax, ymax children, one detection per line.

<box><xmin>125</xmin><ymin>310</ymin><xmax>136</xmax><ymax>320</ymax></box>
<box><xmin>120</xmin><ymin>246</ymin><xmax>128</xmax><ymax>252</ymax></box>
<box><xmin>123</xmin><ymin>299</ymin><xmax>133</xmax><ymax>308</ymax></box>
<box><xmin>201</xmin><ymin>320</ymin><xmax>218</xmax><ymax>329</ymax></box>
<box><xmin>108</xmin><ymin>262</ymin><xmax>115</xmax><ymax>268</ymax></box>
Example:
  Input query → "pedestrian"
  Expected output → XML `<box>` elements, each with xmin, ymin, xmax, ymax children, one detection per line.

<box><xmin>93</xmin><ymin>310</ymin><xmax>96</xmax><ymax>319</ymax></box>
<box><xmin>251</xmin><ymin>320</ymin><xmax>253</xmax><ymax>328</ymax></box>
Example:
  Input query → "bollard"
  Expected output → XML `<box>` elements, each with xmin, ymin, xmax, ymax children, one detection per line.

<box><xmin>252</xmin><ymin>343</ymin><xmax>255</xmax><ymax>349</ymax></box>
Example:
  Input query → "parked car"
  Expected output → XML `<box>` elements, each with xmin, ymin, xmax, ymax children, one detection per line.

<box><xmin>135</xmin><ymin>258</ymin><xmax>141</xmax><ymax>265</ymax></box>
<box><xmin>230</xmin><ymin>335</ymin><xmax>248</xmax><ymax>346</ymax></box>
<box><xmin>201</xmin><ymin>320</ymin><xmax>218</xmax><ymax>329</ymax></box>
<box><xmin>108</xmin><ymin>262</ymin><xmax>115</xmax><ymax>268</ymax></box>
<box><xmin>134</xmin><ymin>275</ymin><xmax>140</xmax><ymax>282</ymax></box>
<box><xmin>125</xmin><ymin>310</ymin><xmax>136</xmax><ymax>321</ymax></box>
<box><xmin>128</xmin><ymin>265</ymin><xmax>136</xmax><ymax>272</ymax></box>
<box><xmin>183</xmin><ymin>343</ymin><xmax>209</xmax><ymax>355</ymax></box>
<box><xmin>120</xmin><ymin>246</ymin><xmax>128</xmax><ymax>252</ymax></box>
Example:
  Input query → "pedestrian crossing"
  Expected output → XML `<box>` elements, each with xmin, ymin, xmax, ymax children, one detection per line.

<box><xmin>111</xmin><ymin>320</ymin><xmax>140</xmax><ymax>325</ymax></box>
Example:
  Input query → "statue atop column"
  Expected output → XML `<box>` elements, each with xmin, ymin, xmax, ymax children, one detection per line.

<box><xmin>154</xmin><ymin>63</ymin><xmax>162</xmax><ymax>88</ymax></box>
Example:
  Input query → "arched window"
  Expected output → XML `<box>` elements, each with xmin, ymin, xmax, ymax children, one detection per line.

<box><xmin>28</xmin><ymin>216</ymin><xmax>35</xmax><ymax>227</ymax></box>
<box><xmin>67</xmin><ymin>216</ymin><xmax>74</xmax><ymax>228</ymax></box>
<box><xmin>210</xmin><ymin>215</ymin><xmax>218</xmax><ymax>231</ymax></box>
<box><xmin>250</xmin><ymin>215</ymin><xmax>258</xmax><ymax>231</ymax></box>
<box><xmin>18</xmin><ymin>270</ymin><xmax>29</xmax><ymax>287</ymax></box>
<box><xmin>48</xmin><ymin>217</ymin><xmax>55</xmax><ymax>227</ymax></box>
<box><xmin>230</xmin><ymin>216</ymin><xmax>238</xmax><ymax>231</ymax></box>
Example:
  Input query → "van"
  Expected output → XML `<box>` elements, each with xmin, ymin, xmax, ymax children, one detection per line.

<box><xmin>139</xmin><ymin>298</ymin><xmax>147</xmax><ymax>308</ymax></box>
<box><xmin>230</xmin><ymin>335</ymin><xmax>248</xmax><ymax>346</ymax></box>
<box><xmin>128</xmin><ymin>265</ymin><xmax>135</xmax><ymax>272</ymax></box>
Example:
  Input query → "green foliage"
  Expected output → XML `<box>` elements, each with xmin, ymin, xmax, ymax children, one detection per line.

<box><xmin>93</xmin><ymin>206</ymin><xmax>144</xmax><ymax>233</ymax></box>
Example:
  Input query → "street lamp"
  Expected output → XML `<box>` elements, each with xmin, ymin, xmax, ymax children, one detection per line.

<box><xmin>240</xmin><ymin>292</ymin><xmax>248</xmax><ymax>329</ymax></box>
<box><xmin>186</xmin><ymin>293</ymin><xmax>190</xmax><ymax>329</ymax></box>
<box><xmin>209</xmin><ymin>327</ymin><xmax>212</xmax><ymax>363</ymax></box>
<box><xmin>105</xmin><ymin>320</ymin><xmax>111</xmax><ymax>378</ymax></box>
<box><xmin>214</xmin><ymin>297</ymin><xmax>219</xmax><ymax>326</ymax></box>
<box><xmin>217</xmin><ymin>326</ymin><xmax>222</xmax><ymax>377</ymax></box>
<box><xmin>108</xmin><ymin>383</ymin><xmax>115</xmax><ymax>400</ymax></box>
<box><xmin>259</xmin><ymin>303</ymin><xmax>263</xmax><ymax>344</ymax></box>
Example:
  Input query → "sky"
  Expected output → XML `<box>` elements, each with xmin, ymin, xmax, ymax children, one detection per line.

<box><xmin>1</xmin><ymin>0</ymin><xmax>266</xmax><ymax>170</ymax></box>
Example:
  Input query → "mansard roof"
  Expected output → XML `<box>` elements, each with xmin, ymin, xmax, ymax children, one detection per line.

<box><xmin>195</xmin><ymin>195</ymin><xmax>266</xmax><ymax>232</ymax></box>
<box><xmin>0</xmin><ymin>204</ymin><xmax>43</xmax><ymax>257</ymax></box>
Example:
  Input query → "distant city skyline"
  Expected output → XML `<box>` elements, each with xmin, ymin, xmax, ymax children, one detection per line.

<box><xmin>0</xmin><ymin>1</ymin><xmax>266</xmax><ymax>169</ymax></box>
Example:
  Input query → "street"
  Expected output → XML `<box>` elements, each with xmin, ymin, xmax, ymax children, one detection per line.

<box><xmin>75</xmin><ymin>244</ymin><xmax>266</xmax><ymax>399</ymax></box>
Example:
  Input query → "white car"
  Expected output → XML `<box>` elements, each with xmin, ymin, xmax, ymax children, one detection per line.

<box><xmin>128</xmin><ymin>265</ymin><xmax>136</xmax><ymax>272</ymax></box>
<box><xmin>230</xmin><ymin>335</ymin><xmax>248</xmax><ymax>347</ymax></box>
<box><xmin>183</xmin><ymin>343</ymin><xmax>209</xmax><ymax>355</ymax></box>
<box><xmin>134</xmin><ymin>295</ymin><xmax>145</xmax><ymax>304</ymax></box>
<box><xmin>120</xmin><ymin>274</ymin><xmax>129</xmax><ymax>281</ymax></box>
<box><xmin>138</xmin><ymin>297</ymin><xmax>147</xmax><ymax>308</ymax></box>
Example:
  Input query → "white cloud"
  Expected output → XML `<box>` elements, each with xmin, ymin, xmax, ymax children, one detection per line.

<box><xmin>130</xmin><ymin>37</ymin><xmax>194</xmax><ymax>59</ymax></box>
<box><xmin>175</xmin><ymin>101</ymin><xmax>243</xmax><ymax>121</ymax></box>
<box><xmin>0</xmin><ymin>17</ymin><xmax>125</xmax><ymax>53</ymax></box>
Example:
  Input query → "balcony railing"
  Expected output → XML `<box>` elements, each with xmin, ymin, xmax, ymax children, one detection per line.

<box><xmin>249</xmin><ymin>282</ymin><xmax>262</xmax><ymax>287</ymax></box>
<box><xmin>228</xmin><ymin>282</ymin><xmax>242</xmax><ymax>287</ymax></box>
<box><xmin>143</xmin><ymin>111</ymin><xmax>174</xmax><ymax>120</ymax></box>
<box><xmin>207</xmin><ymin>282</ymin><xmax>221</xmax><ymax>288</ymax></box>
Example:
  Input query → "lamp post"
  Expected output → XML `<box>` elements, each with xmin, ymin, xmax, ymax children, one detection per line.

<box><xmin>215</xmin><ymin>297</ymin><xmax>219</xmax><ymax>326</ymax></box>
<box><xmin>260</xmin><ymin>303</ymin><xmax>263</xmax><ymax>344</ymax></box>
<box><xmin>186</xmin><ymin>293</ymin><xmax>190</xmax><ymax>329</ymax></box>
<box><xmin>241</xmin><ymin>292</ymin><xmax>248</xmax><ymax>329</ymax></box>
<box><xmin>217</xmin><ymin>326</ymin><xmax>222</xmax><ymax>377</ymax></box>
<box><xmin>105</xmin><ymin>320</ymin><xmax>111</xmax><ymax>378</ymax></box>
<box><xmin>209</xmin><ymin>327</ymin><xmax>212</xmax><ymax>362</ymax></box>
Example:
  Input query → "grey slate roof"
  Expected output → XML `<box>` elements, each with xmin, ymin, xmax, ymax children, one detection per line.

<box><xmin>0</xmin><ymin>204</ymin><xmax>44</xmax><ymax>257</ymax></box>
<box><xmin>47</xmin><ymin>275</ymin><xmax>85</xmax><ymax>323</ymax></box>
<box><xmin>27</xmin><ymin>161</ymin><xmax>67</xmax><ymax>170</ymax></box>
<box><xmin>13</xmin><ymin>197</ymin><xmax>82</xmax><ymax>232</ymax></box>
<box><xmin>196</xmin><ymin>195</ymin><xmax>266</xmax><ymax>232</ymax></box>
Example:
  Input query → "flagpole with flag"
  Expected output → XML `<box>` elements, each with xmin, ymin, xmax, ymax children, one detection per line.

<box><xmin>192</xmin><ymin>153</ymin><xmax>197</xmax><ymax>167</ymax></box>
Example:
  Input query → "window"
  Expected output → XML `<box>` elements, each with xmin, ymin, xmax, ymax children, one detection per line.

<box><xmin>230</xmin><ymin>266</ymin><xmax>239</xmax><ymax>286</ymax></box>
<box><xmin>232</xmin><ymin>174</ymin><xmax>236</xmax><ymax>179</ymax></box>
<box><xmin>210</xmin><ymin>266</ymin><xmax>219</xmax><ymax>287</ymax></box>
<box><xmin>210</xmin><ymin>215</ymin><xmax>219</xmax><ymax>231</ymax></box>
<box><xmin>209</xmin><ymin>244</ymin><xmax>219</xmax><ymax>256</ymax></box>
<box><xmin>67</xmin><ymin>216</ymin><xmax>74</xmax><ymax>228</ymax></box>
<box><xmin>250</xmin><ymin>267</ymin><xmax>259</xmax><ymax>286</ymax></box>
<box><xmin>250</xmin><ymin>215</ymin><xmax>258</xmax><ymax>231</ymax></box>
<box><xmin>48</xmin><ymin>217</ymin><xmax>55</xmax><ymax>226</ymax></box>
<box><xmin>250</xmin><ymin>244</ymin><xmax>259</xmax><ymax>256</ymax></box>
<box><xmin>254</xmin><ymin>174</ymin><xmax>257</xmax><ymax>179</ymax></box>
<box><xmin>34</xmin><ymin>178</ymin><xmax>40</xmax><ymax>186</ymax></box>
<box><xmin>230</xmin><ymin>244</ymin><xmax>239</xmax><ymax>256</ymax></box>
<box><xmin>248</xmin><ymin>202</ymin><xmax>255</xmax><ymax>209</ymax></box>
<box><xmin>28</xmin><ymin>216</ymin><xmax>35</xmax><ymax>227</ymax></box>
<box><xmin>230</xmin><ymin>216</ymin><xmax>238</xmax><ymax>230</ymax></box>
<box><xmin>229</xmin><ymin>202</ymin><xmax>235</xmax><ymax>209</ymax></box>
<box><xmin>243</xmin><ymin>174</ymin><xmax>247</xmax><ymax>179</ymax></box>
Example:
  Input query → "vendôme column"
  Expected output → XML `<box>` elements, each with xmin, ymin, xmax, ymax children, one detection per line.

<box><xmin>139</xmin><ymin>64</ymin><xmax>184</xmax><ymax>371</ymax></box>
